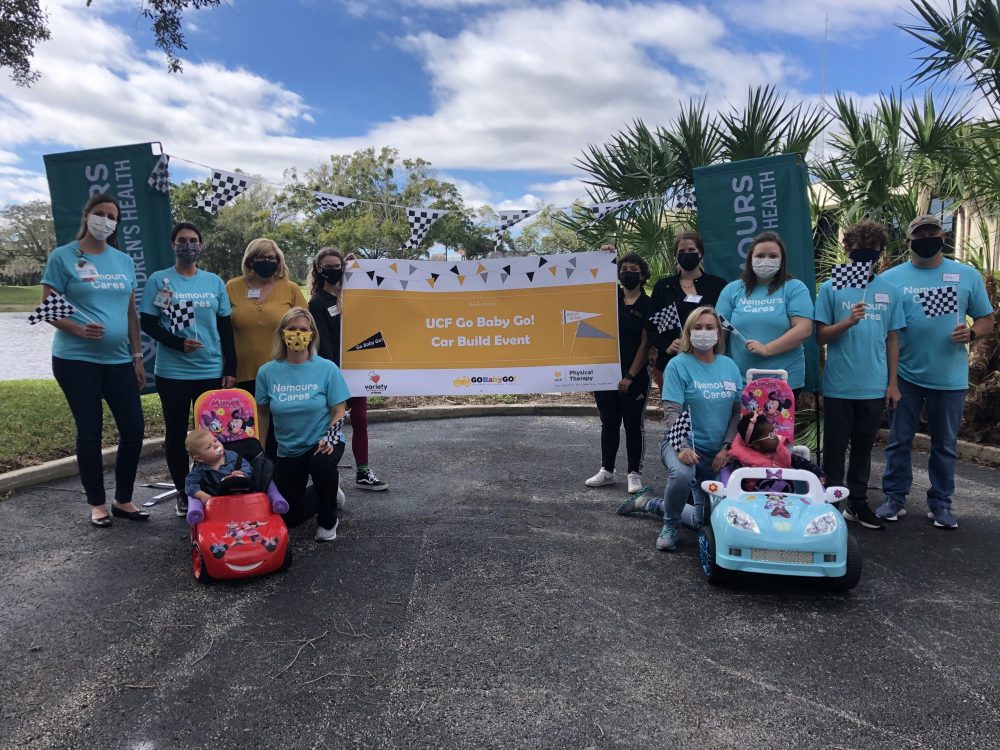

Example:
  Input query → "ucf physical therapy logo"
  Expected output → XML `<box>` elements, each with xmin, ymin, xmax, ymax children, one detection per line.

<box><xmin>364</xmin><ymin>371</ymin><xmax>388</xmax><ymax>393</ymax></box>
<box><xmin>553</xmin><ymin>370</ymin><xmax>563</xmax><ymax>382</ymax></box>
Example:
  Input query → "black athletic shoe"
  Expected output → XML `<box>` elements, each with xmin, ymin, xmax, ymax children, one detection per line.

<box><xmin>356</xmin><ymin>469</ymin><xmax>388</xmax><ymax>491</ymax></box>
<box><xmin>842</xmin><ymin>505</ymin><xmax>885</xmax><ymax>530</ymax></box>
<box><xmin>175</xmin><ymin>495</ymin><xmax>189</xmax><ymax>517</ymax></box>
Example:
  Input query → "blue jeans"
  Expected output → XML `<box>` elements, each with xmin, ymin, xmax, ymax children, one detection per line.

<box><xmin>659</xmin><ymin>439</ymin><xmax>717</xmax><ymax>530</ymax></box>
<box><xmin>882</xmin><ymin>378</ymin><xmax>966</xmax><ymax>511</ymax></box>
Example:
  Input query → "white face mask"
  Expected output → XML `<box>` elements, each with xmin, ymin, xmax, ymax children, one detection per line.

<box><xmin>690</xmin><ymin>330</ymin><xmax>718</xmax><ymax>351</ymax></box>
<box><xmin>752</xmin><ymin>258</ymin><xmax>781</xmax><ymax>280</ymax></box>
<box><xmin>87</xmin><ymin>214</ymin><xmax>118</xmax><ymax>242</ymax></box>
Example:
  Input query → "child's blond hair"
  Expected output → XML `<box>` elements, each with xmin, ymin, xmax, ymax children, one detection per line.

<box><xmin>185</xmin><ymin>428</ymin><xmax>213</xmax><ymax>458</ymax></box>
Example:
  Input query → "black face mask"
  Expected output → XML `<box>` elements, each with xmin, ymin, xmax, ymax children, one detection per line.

<box><xmin>676</xmin><ymin>253</ymin><xmax>701</xmax><ymax>272</ymax></box>
<box><xmin>252</xmin><ymin>259</ymin><xmax>279</xmax><ymax>278</ymax></box>
<box><xmin>320</xmin><ymin>267</ymin><xmax>343</xmax><ymax>285</ymax></box>
<box><xmin>910</xmin><ymin>236</ymin><xmax>944</xmax><ymax>258</ymax></box>
<box><xmin>849</xmin><ymin>248</ymin><xmax>881</xmax><ymax>265</ymax></box>
<box><xmin>619</xmin><ymin>271</ymin><xmax>641</xmax><ymax>290</ymax></box>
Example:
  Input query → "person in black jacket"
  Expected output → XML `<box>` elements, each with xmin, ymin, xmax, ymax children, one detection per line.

<box><xmin>585</xmin><ymin>252</ymin><xmax>653</xmax><ymax>494</ymax></box>
<box><xmin>648</xmin><ymin>231</ymin><xmax>726</xmax><ymax>390</ymax></box>
<box><xmin>308</xmin><ymin>247</ymin><xmax>388</xmax><ymax>491</ymax></box>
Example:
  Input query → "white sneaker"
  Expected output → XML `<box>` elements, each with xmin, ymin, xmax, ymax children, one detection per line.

<box><xmin>585</xmin><ymin>468</ymin><xmax>616</xmax><ymax>487</ymax></box>
<box><xmin>315</xmin><ymin>517</ymin><xmax>340</xmax><ymax>542</ymax></box>
<box><xmin>336</xmin><ymin>486</ymin><xmax>346</xmax><ymax>510</ymax></box>
<box><xmin>627</xmin><ymin>472</ymin><xmax>643</xmax><ymax>494</ymax></box>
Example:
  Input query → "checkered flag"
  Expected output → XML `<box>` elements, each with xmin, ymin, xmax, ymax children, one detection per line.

<box><xmin>648</xmin><ymin>304</ymin><xmax>681</xmax><ymax>334</ymax></box>
<box><xmin>718</xmin><ymin>314</ymin><xmax>747</xmax><ymax>344</ymax></box>
<box><xmin>831</xmin><ymin>261</ymin><xmax>873</xmax><ymax>290</ymax></box>
<box><xmin>166</xmin><ymin>299</ymin><xmax>196</xmax><ymax>334</ymax></box>
<box><xmin>665</xmin><ymin>409</ymin><xmax>693</xmax><ymax>453</ymax></box>
<box><xmin>197</xmin><ymin>169</ymin><xmax>257</xmax><ymax>214</ymax></box>
<box><xmin>29</xmin><ymin>291</ymin><xmax>76</xmax><ymax>324</ymax></box>
<box><xmin>665</xmin><ymin>185</ymin><xmax>697</xmax><ymax>212</ymax></box>
<box><xmin>147</xmin><ymin>154</ymin><xmax>170</xmax><ymax>193</ymax></box>
<box><xmin>493</xmin><ymin>209</ymin><xmax>539</xmax><ymax>252</ymax></box>
<box><xmin>323</xmin><ymin>410</ymin><xmax>351</xmax><ymax>446</ymax></box>
<box><xmin>917</xmin><ymin>286</ymin><xmax>959</xmax><ymax>318</ymax></box>
<box><xmin>403</xmin><ymin>208</ymin><xmax>448</xmax><ymax>251</ymax></box>
<box><xmin>312</xmin><ymin>191</ymin><xmax>356</xmax><ymax>214</ymax></box>
<box><xmin>589</xmin><ymin>200</ymin><xmax>632</xmax><ymax>222</ymax></box>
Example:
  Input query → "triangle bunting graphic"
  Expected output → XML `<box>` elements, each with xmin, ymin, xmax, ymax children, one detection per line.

<box><xmin>366</xmin><ymin>270</ymin><xmax>376</xmax><ymax>280</ymax></box>
<box><xmin>590</xmin><ymin>268</ymin><xmax>599</xmax><ymax>278</ymax></box>
<box><xmin>479</xmin><ymin>272</ymin><xmax>488</xmax><ymax>282</ymax></box>
<box><xmin>389</xmin><ymin>263</ymin><xmax>398</xmax><ymax>273</ymax></box>
<box><xmin>526</xmin><ymin>271</ymin><xmax>535</xmax><ymax>282</ymax></box>
<box><xmin>457</xmin><ymin>275</ymin><xmax>466</xmax><ymax>285</ymax></box>
<box><xmin>538</xmin><ymin>257</ymin><xmax>548</xmax><ymax>267</ymax></box>
<box><xmin>400</xmin><ymin>280</ymin><xmax>409</xmax><ymax>290</ymax></box>
<box><xmin>548</xmin><ymin>266</ymin><xmax>558</xmax><ymax>276</ymax></box>
<box><xmin>575</xmin><ymin>321</ymin><xmax>614</xmax><ymax>340</ymax></box>
<box><xmin>375</xmin><ymin>276</ymin><xmax>385</xmax><ymax>286</ymax></box>
<box><xmin>348</xmin><ymin>331</ymin><xmax>387</xmax><ymax>351</ymax></box>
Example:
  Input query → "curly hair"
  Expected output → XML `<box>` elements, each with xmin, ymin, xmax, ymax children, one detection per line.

<box><xmin>618</xmin><ymin>252</ymin><xmax>650</xmax><ymax>280</ymax></box>
<box><xmin>842</xmin><ymin>220</ymin><xmax>889</xmax><ymax>251</ymax></box>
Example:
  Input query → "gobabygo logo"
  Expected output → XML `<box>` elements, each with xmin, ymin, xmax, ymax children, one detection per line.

<box><xmin>454</xmin><ymin>374</ymin><xmax>517</xmax><ymax>386</ymax></box>
<box><xmin>365</xmin><ymin>370</ymin><xmax>388</xmax><ymax>393</ymax></box>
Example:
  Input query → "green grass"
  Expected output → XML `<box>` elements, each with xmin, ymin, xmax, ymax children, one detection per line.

<box><xmin>0</xmin><ymin>379</ymin><xmax>165</xmax><ymax>473</ymax></box>
<box><xmin>0</xmin><ymin>285</ymin><xmax>42</xmax><ymax>312</ymax></box>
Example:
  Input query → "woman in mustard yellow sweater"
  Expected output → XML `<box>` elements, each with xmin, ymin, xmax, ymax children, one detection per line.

<box><xmin>226</xmin><ymin>238</ymin><xmax>306</xmax><ymax>453</ymax></box>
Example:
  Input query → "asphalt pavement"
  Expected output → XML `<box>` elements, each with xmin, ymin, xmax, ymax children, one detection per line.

<box><xmin>1</xmin><ymin>415</ymin><xmax>998</xmax><ymax>749</ymax></box>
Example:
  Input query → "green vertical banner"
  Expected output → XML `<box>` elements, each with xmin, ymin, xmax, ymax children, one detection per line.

<box><xmin>693</xmin><ymin>153</ymin><xmax>819</xmax><ymax>391</ymax></box>
<box><xmin>43</xmin><ymin>143</ymin><xmax>174</xmax><ymax>390</ymax></box>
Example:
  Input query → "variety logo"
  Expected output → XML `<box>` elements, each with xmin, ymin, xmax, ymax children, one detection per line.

<box><xmin>364</xmin><ymin>371</ymin><xmax>387</xmax><ymax>393</ymax></box>
<box><xmin>369</xmin><ymin>371</ymin><xmax>381</xmax><ymax>384</ymax></box>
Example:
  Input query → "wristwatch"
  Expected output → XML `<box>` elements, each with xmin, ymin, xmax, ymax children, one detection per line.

<box><xmin>623</xmin><ymin>373</ymin><xmax>635</xmax><ymax>380</ymax></box>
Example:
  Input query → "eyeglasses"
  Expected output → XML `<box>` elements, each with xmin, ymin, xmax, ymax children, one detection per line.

<box><xmin>257</xmin><ymin>255</ymin><xmax>279</xmax><ymax>262</ymax></box>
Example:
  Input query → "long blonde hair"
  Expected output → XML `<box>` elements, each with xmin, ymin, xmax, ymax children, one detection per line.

<box><xmin>242</xmin><ymin>238</ymin><xmax>290</xmax><ymax>281</ymax></box>
<box><xmin>678</xmin><ymin>305</ymin><xmax>726</xmax><ymax>355</ymax></box>
<box><xmin>270</xmin><ymin>307</ymin><xmax>320</xmax><ymax>360</ymax></box>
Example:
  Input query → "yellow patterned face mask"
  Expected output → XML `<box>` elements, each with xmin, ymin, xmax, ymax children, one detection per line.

<box><xmin>283</xmin><ymin>330</ymin><xmax>313</xmax><ymax>352</ymax></box>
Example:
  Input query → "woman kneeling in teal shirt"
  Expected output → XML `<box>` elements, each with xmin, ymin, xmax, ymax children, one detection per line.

<box><xmin>256</xmin><ymin>308</ymin><xmax>351</xmax><ymax>542</ymax></box>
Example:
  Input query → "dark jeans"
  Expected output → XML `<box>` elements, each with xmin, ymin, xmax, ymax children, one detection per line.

<box><xmin>52</xmin><ymin>357</ymin><xmax>145</xmax><ymax>507</ymax></box>
<box><xmin>155</xmin><ymin>375</ymin><xmax>220</xmax><ymax>498</ymax></box>
<box><xmin>594</xmin><ymin>378</ymin><xmax>649</xmax><ymax>474</ymax></box>
<box><xmin>238</xmin><ymin>378</ymin><xmax>278</xmax><ymax>459</ymax></box>
<box><xmin>822</xmin><ymin>397</ymin><xmax>884</xmax><ymax>508</ymax></box>
<box><xmin>273</xmin><ymin>442</ymin><xmax>345</xmax><ymax>530</ymax></box>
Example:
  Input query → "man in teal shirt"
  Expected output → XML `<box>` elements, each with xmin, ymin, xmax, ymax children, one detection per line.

<box><xmin>877</xmin><ymin>215</ymin><xmax>994</xmax><ymax>529</ymax></box>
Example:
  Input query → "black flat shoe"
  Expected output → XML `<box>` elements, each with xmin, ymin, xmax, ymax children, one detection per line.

<box><xmin>90</xmin><ymin>515</ymin><xmax>112</xmax><ymax>528</ymax></box>
<box><xmin>111</xmin><ymin>506</ymin><xmax>150</xmax><ymax>521</ymax></box>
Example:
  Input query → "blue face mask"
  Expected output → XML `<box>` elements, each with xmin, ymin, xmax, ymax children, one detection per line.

<box><xmin>849</xmin><ymin>248</ymin><xmax>881</xmax><ymax>265</ymax></box>
<box><xmin>175</xmin><ymin>242</ymin><xmax>200</xmax><ymax>264</ymax></box>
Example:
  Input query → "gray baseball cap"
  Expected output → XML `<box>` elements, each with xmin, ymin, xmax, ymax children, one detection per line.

<box><xmin>907</xmin><ymin>214</ymin><xmax>943</xmax><ymax>236</ymax></box>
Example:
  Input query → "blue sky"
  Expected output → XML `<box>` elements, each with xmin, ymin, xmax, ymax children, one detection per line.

<box><xmin>0</xmin><ymin>0</ymin><xmax>934</xmax><ymax>209</ymax></box>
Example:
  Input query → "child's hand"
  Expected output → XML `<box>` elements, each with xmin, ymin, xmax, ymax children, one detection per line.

<box><xmin>228</xmin><ymin>471</ymin><xmax>246</xmax><ymax>477</ymax></box>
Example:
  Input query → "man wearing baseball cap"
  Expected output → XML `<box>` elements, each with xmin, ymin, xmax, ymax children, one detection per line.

<box><xmin>877</xmin><ymin>214</ymin><xmax>994</xmax><ymax>528</ymax></box>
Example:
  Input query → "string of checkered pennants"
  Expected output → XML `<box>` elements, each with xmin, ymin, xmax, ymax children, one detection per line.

<box><xmin>145</xmin><ymin>153</ymin><xmax>697</xmax><ymax>251</ymax></box>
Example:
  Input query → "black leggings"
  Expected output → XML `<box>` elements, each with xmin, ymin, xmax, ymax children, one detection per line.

<box><xmin>237</xmin><ymin>378</ymin><xmax>278</xmax><ymax>459</ymax></box>
<box><xmin>273</xmin><ymin>442</ymin><xmax>345</xmax><ymax>530</ymax></box>
<box><xmin>52</xmin><ymin>357</ymin><xmax>145</xmax><ymax>507</ymax></box>
<box><xmin>155</xmin><ymin>375</ymin><xmax>221</xmax><ymax>497</ymax></box>
<box><xmin>594</xmin><ymin>378</ymin><xmax>650</xmax><ymax>474</ymax></box>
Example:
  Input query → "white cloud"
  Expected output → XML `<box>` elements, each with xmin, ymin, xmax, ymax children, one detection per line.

<box><xmin>723</xmin><ymin>0</ymin><xmax>905</xmax><ymax>38</ymax></box>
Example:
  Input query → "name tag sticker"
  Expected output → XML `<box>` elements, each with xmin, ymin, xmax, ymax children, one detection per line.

<box><xmin>75</xmin><ymin>261</ymin><xmax>98</xmax><ymax>282</ymax></box>
<box><xmin>246</xmin><ymin>288</ymin><xmax>261</xmax><ymax>299</ymax></box>
<box><xmin>943</xmin><ymin>273</ymin><xmax>960</xmax><ymax>283</ymax></box>
<box><xmin>874</xmin><ymin>293</ymin><xmax>890</xmax><ymax>304</ymax></box>
<box><xmin>684</xmin><ymin>294</ymin><xmax>703</xmax><ymax>304</ymax></box>
<box><xmin>723</xmin><ymin>380</ymin><xmax>737</xmax><ymax>392</ymax></box>
<box><xmin>327</xmin><ymin>305</ymin><xmax>340</xmax><ymax>317</ymax></box>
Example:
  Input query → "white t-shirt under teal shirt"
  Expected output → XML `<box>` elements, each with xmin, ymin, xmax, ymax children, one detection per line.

<box><xmin>715</xmin><ymin>278</ymin><xmax>814</xmax><ymax>389</ymax></box>
<box><xmin>41</xmin><ymin>241</ymin><xmax>137</xmax><ymax>365</ymax></box>
<box><xmin>815</xmin><ymin>275</ymin><xmax>906</xmax><ymax>400</ymax></box>
<box><xmin>880</xmin><ymin>258</ymin><xmax>993</xmax><ymax>390</ymax></box>
<box><xmin>256</xmin><ymin>356</ymin><xmax>352</xmax><ymax>457</ymax></box>
<box><xmin>139</xmin><ymin>268</ymin><xmax>231</xmax><ymax>380</ymax></box>
<box><xmin>661</xmin><ymin>352</ymin><xmax>743</xmax><ymax>454</ymax></box>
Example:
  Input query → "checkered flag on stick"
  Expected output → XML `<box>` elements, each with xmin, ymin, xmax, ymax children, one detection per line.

<box><xmin>197</xmin><ymin>169</ymin><xmax>257</xmax><ymax>214</ymax></box>
<box><xmin>831</xmin><ymin>261</ymin><xmax>873</xmax><ymax>290</ymax></box>
<box><xmin>312</xmin><ymin>191</ymin><xmax>356</xmax><ymax>214</ymax></box>
<box><xmin>147</xmin><ymin>154</ymin><xmax>170</xmax><ymax>193</ymax></box>
<box><xmin>29</xmin><ymin>291</ymin><xmax>76</xmax><ymax>324</ymax></box>
<box><xmin>718</xmin><ymin>314</ymin><xmax>748</xmax><ymax>344</ymax></box>
<box><xmin>665</xmin><ymin>409</ymin><xmax>693</xmax><ymax>453</ymax></box>
<box><xmin>648</xmin><ymin>303</ymin><xmax>681</xmax><ymax>334</ymax></box>
<box><xmin>403</xmin><ymin>208</ymin><xmax>448</xmax><ymax>251</ymax></box>
<box><xmin>917</xmin><ymin>286</ymin><xmax>959</xmax><ymax>318</ymax></box>
<box><xmin>323</xmin><ymin>410</ymin><xmax>351</xmax><ymax>446</ymax></box>
<box><xmin>166</xmin><ymin>299</ymin><xmax>196</xmax><ymax>334</ymax></box>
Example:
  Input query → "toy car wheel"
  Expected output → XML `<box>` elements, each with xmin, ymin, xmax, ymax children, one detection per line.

<box><xmin>191</xmin><ymin>544</ymin><xmax>213</xmax><ymax>585</ymax></box>
<box><xmin>697</xmin><ymin>525</ymin><xmax>729</xmax><ymax>585</ymax></box>
<box><xmin>278</xmin><ymin>547</ymin><xmax>293</xmax><ymax>573</ymax></box>
<box><xmin>827</xmin><ymin>534</ymin><xmax>862</xmax><ymax>591</ymax></box>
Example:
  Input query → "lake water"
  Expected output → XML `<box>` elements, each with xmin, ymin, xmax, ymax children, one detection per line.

<box><xmin>1</xmin><ymin>312</ymin><xmax>55</xmax><ymax>380</ymax></box>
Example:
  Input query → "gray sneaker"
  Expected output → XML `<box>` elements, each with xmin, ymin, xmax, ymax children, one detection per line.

<box><xmin>875</xmin><ymin>499</ymin><xmax>907</xmax><ymax>522</ymax></box>
<box><xmin>926</xmin><ymin>507</ymin><xmax>958</xmax><ymax>529</ymax></box>
<box><xmin>175</xmin><ymin>494</ymin><xmax>188</xmax><ymax>518</ymax></box>
<box><xmin>616</xmin><ymin>487</ymin><xmax>654</xmax><ymax>515</ymax></box>
<box><xmin>656</xmin><ymin>526</ymin><xmax>678</xmax><ymax>551</ymax></box>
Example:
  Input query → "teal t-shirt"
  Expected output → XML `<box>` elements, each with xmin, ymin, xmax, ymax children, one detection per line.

<box><xmin>880</xmin><ymin>258</ymin><xmax>993</xmax><ymax>390</ymax></box>
<box><xmin>40</xmin><ymin>241</ymin><xmax>137</xmax><ymax>365</ymax></box>
<box><xmin>815</xmin><ymin>275</ymin><xmax>906</xmax><ymax>400</ymax></box>
<box><xmin>139</xmin><ymin>268</ymin><xmax>231</xmax><ymax>379</ymax></box>
<box><xmin>715</xmin><ymin>279</ymin><xmax>814</xmax><ymax>389</ymax></box>
<box><xmin>661</xmin><ymin>353</ymin><xmax>743</xmax><ymax>453</ymax></box>
<box><xmin>256</xmin><ymin>356</ymin><xmax>352</xmax><ymax>457</ymax></box>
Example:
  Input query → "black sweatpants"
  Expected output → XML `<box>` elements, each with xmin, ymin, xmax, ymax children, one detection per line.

<box><xmin>155</xmin><ymin>375</ymin><xmax>221</xmax><ymax>498</ymax></box>
<box><xmin>593</xmin><ymin>378</ymin><xmax>650</xmax><ymax>474</ymax></box>
<box><xmin>238</xmin><ymin>378</ymin><xmax>279</xmax><ymax>460</ymax></box>
<box><xmin>822</xmin><ymin>396</ymin><xmax>884</xmax><ymax>508</ymax></box>
<box><xmin>273</xmin><ymin>442</ymin><xmax>345</xmax><ymax>530</ymax></box>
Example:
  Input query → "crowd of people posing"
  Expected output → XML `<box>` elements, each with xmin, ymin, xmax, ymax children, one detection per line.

<box><xmin>40</xmin><ymin>193</ymin><xmax>994</xmax><ymax>552</ymax></box>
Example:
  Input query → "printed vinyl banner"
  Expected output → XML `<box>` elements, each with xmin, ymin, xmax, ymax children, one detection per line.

<box><xmin>340</xmin><ymin>252</ymin><xmax>621</xmax><ymax>396</ymax></box>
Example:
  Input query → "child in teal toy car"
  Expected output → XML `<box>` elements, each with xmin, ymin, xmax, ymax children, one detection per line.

<box><xmin>725</xmin><ymin>413</ymin><xmax>825</xmax><ymax>491</ymax></box>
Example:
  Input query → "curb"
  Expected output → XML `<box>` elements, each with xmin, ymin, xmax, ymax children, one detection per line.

<box><xmin>3</xmin><ymin>408</ymin><xmax>997</xmax><ymax>495</ymax></box>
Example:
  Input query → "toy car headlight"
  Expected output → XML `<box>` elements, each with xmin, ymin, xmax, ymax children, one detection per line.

<box><xmin>805</xmin><ymin>512</ymin><xmax>839</xmax><ymax>536</ymax></box>
<box><xmin>725</xmin><ymin>507</ymin><xmax>760</xmax><ymax>534</ymax></box>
